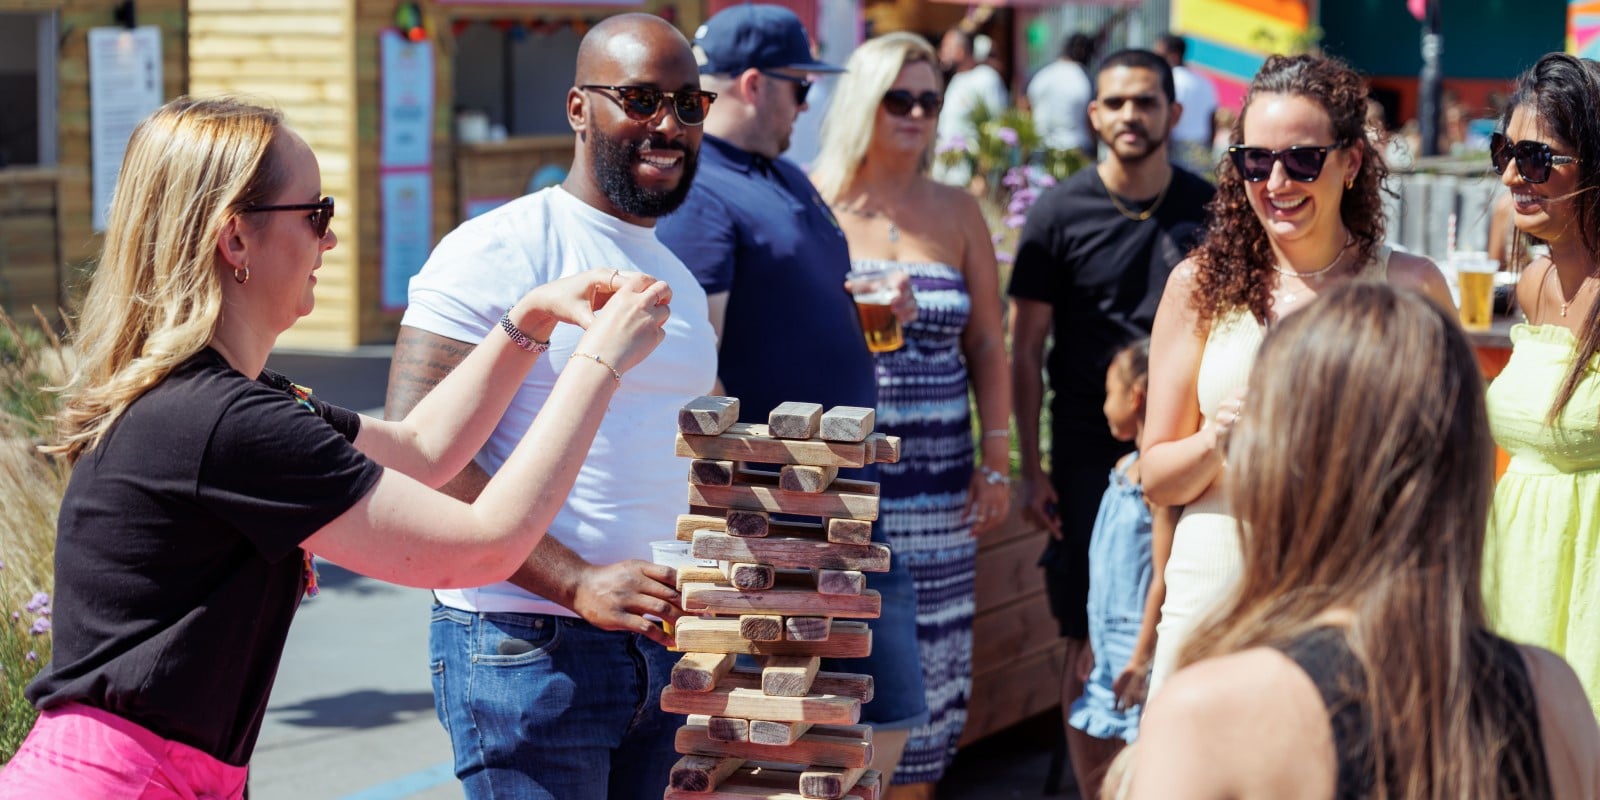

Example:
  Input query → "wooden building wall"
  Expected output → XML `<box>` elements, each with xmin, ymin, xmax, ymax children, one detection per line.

<box><xmin>188</xmin><ymin>0</ymin><xmax>362</xmax><ymax>349</ymax></box>
<box><xmin>0</xmin><ymin>0</ymin><xmax>188</xmax><ymax>319</ymax></box>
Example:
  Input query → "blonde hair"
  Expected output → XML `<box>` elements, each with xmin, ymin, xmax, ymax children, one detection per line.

<box><xmin>811</xmin><ymin>32</ymin><xmax>940</xmax><ymax>202</ymax></box>
<box><xmin>49</xmin><ymin>96</ymin><xmax>286</xmax><ymax>462</ymax></box>
<box><xmin>1182</xmin><ymin>283</ymin><xmax>1547</xmax><ymax>799</ymax></box>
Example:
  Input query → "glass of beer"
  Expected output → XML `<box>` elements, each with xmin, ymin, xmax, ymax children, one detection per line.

<box><xmin>845</xmin><ymin>266</ymin><xmax>905</xmax><ymax>353</ymax></box>
<box><xmin>1456</xmin><ymin>254</ymin><xmax>1499</xmax><ymax>332</ymax></box>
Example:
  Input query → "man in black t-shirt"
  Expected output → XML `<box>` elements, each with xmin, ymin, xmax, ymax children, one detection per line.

<box><xmin>1007</xmin><ymin>47</ymin><xmax>1212</xmax><ymax>756</ymax></box>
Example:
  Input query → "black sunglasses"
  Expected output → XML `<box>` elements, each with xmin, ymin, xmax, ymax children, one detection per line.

<box><xmin>241</xmin><ymin>195</ymin><xmax>335</xmax><ymax>238</ymax></box>
<box><xmin>1227</xmin><ymin>141</ymin><xmax>1347</xmax><ymax>183</ymax></box>
<box><xmin>882</xmin><ymin>89</ymin><xmax>942</xmax><ymax>118</ymax></box>
<box><xmin>760</xmin><ymin>70</ymin><xmax>812</xmax><ymax>105</ymax></box>
<box><xmin>579</xmin><ymin>85</ymin><xmax>718</xmax><ymax>126</ymax></box>
<box><xmin>1490</xmin><ymin>132</ymin><xmax>1578</xmax><ymax>184</ymax></box>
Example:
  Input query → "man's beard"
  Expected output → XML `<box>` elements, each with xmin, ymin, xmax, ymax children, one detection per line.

<box><xmin>591</xmin><ymin>128</ymin><xmax>698</xmax><ymax>219</ymax></box>
<box><xmin>1103</xmin><ymin>124</ymin><xmax>1168</xmax><ymax>165</ymax></box>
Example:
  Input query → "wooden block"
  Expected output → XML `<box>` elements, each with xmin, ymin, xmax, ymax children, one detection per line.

<box><xmin>728</xmin><ymin>562</ymin><xmax>775</xmax><ymax>591</ymax></box>
<box><xmin>689</xmin><ymin>482</ymin><xmax>878</xmax><ymax>522</ymax></box>
<box><xmin>826</xmin><ymin>518</ymin><xmax>873</xmax><ymax>545</ymax></box>
<box><xmin>663</xmin><ymin>763</ymin><xmax>868</xmax><ymax>800</ymax></box>
<box><xmin>669</xmin><ymin>754</ymin><xmax>745</xmax><ymax>792</ymax></box>
<box><xmin>680</xmin><ymin>396</ymin><xmax>740</xmax><ymax>435</ymax></box>
<box><xmin>683</xmin><ymin>584</ymin><xmax>881</xmax><ymax>620</ymax></box>
<box><xmin>691</xmin><ymin>531</ymin><xmax>890</xmax><ymax>572</ymax></box>
<box><xmin>724</xmin><ymin>665</ymin><xmax>874</xmax><ymax>702</ymax></box>
<box><xmin>865</xmin><ymin>432</ymin><xmax>901</xmax><ymax>464</ymax></box>
<box><xmin>785</xmin><ymin>616</ymin><xmax>832</xmax><ymax>641</ymax></box>
<box><xmin>673</xmin><ymin>617</ymin><xmax>871</xmax><ymax>657</ymax></box>
<box><xmin>689</xmin><ymin>459</ymin><xmax>736</xmax><ymax>486</ymax></box>
<box><xmin>801</xmin><ymin>765</ymin><xmax>869</xmax><ymax>800</ymax></box>
<box><xmin>816</xmin><ymin>570</ymin><xmax>866</xmax><ymax>596</ymax></box>
<box><xmin>750</xmin><ymin>719</ymin><xmax>813</xmax><ymax>746</ymax></box>
<box><xmin>677</xmin><ymin>423</ymin><xmax>869</xmax><ymax>468</ymax></box>
<box><xmin>780</xmin><ymin>464</ymin><xmax>839</xmax><ymax>493</ymax></box>
<box><xmin>760</xmin><ymin>655</ymin><xmax>821</xmax><ymax>697</ymax></box>
<box><xmin>726</xmin><ymin>509</ymin><xmax>769</xmax><ymax>538</ymax></box>
<box><xmin>738</xmin><ymin>614</ymin><xmax>783</xmax><ymax>642</ymax></box>
<box><xmin>675</xmin><ymin>723</ymin><xmax>874</xmax><ymax>769</ymax></box>
<box><xmin>659</xmin><ymin>685</ymin><xmax>861</xmax><ymax>725</ymax></box>
<box><xmin>819</xmin><ymin>406</ymin><xmax>875</xmax><ymax>442</ymax></box>
<box><xmin>768</xmin><ymin>401</ymin><xmax>823</xmax><ymax>439</ymax></box>
<box><xmin>679</xmin><ymin>513</ymin><xmax>845</xmax><ymax>542</ymax></box>
<box><xmin>707</xmin><ymin>716</ymin><xmax>749</xmax><ymax>742</ymax></box>
<box><xmin>855</xmin><ymin>770</ymin><xmax>882</xmax><ymax>800</ymax></box>
<box><xmin>739</xmin><ymin>468</ymin><xmax>879</xmax><ymax>497</ymax></box>
<box><xmin>672</xmin><ymin>652</ymin><xmax>737</xmax><ymax>692</ymax></box>
<box><xmin>676</xmin><ymin>566</ymin><xmax>727</xmax><ymax>592</ymax></box>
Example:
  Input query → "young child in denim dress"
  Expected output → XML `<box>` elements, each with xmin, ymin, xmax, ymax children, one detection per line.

<box><xmin>1066</xmin><ymin>339</ymin><xmax>1176</xmax><ymax>799</ymax></box>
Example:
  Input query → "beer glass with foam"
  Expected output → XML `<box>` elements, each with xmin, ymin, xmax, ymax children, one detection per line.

<box><xmin>845</xmin><ymin>266</ymin><xmax>905</xmax><ymax>353</ymax></box>
<box><xmin>1456</xmin><ymin>254</ymin><xmax>1499</xmax><ymax>332</ymax></box>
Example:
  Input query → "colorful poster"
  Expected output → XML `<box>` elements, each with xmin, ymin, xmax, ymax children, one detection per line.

<box><xmin>1571</xmin><ymin>0</ymin><xmax>1600</xmax><ymax>58</ymax></box>
<box><xmin>88</xmin><ymin>26</ymin><xmax>163</xmax><ymax>232</ymax></box>
<box><xmin>381</xmin><ymin>172</ymin><xmax>433</xmax><ymax>310</ymax></box>
<box><xmin>1171</xmin><ymin>0</ymin><xmax>1312</xmax><ymax>111</ymax></box>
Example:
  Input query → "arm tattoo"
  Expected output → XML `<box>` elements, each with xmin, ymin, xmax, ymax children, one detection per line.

<box><xmin>384</xmin><ymin>327</ymin><xmax>475</xmax><ymax>421</ymax></box>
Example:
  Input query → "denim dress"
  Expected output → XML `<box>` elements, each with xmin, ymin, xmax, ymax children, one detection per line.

<box><xmin>1068</xmin><ymin>453</ymin><xmax>1154</xmax><ymax>742</ymax></box>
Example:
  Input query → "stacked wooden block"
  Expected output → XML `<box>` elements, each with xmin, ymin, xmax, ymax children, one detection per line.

<box><xmin>662</xmin><ymin>396</ymin><xmax>902</xmax><ymax>800</ymax></box>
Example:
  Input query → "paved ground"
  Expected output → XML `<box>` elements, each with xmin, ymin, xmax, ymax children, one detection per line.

<box><xmin>248</xmin><ymin>349</ymin><xmax>1080</xmax><ymax>799</ymax></box>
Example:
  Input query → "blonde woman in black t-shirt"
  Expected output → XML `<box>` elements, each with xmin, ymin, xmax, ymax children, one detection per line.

<box><xmin>2</xmin><ymin>95</ymin><xmax>672</xmax><ymax>797</ymax></box>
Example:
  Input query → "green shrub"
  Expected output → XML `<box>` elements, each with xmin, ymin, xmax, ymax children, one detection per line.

<box><xmin>0</xmin><ymin>309</ymin><xmax>70</xmax><ymax>761</ymax></box>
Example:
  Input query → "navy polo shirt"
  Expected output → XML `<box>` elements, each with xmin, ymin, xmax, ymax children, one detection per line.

<box><xmin>659</xmin><ymin>135</ymin><xmax>876</xmax><ymax>437</ymax></box>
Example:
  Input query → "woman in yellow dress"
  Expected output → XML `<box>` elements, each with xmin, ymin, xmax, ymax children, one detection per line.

<box><xmin>1485</xmin><ymin>52</ymin><xmax>1600</xmax><ymax>718</ymax></box>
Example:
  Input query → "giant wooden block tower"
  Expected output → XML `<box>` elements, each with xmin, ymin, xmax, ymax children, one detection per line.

<box><xmin>661</xmin><ymin>396</ymin><xmax>902</xmax><ymax>800</ymax></box>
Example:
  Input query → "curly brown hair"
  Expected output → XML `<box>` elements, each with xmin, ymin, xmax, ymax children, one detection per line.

<box><xmin>1188</xmin><ymin>54</ymin><xmax>1389</xmax><ymax>328</ymax></box>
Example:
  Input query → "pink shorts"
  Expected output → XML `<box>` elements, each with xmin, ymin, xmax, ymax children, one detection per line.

<box><xmin>0</xmin><ymin>703</ymin><xmax>248</xmax><ymax>799</ymax></box>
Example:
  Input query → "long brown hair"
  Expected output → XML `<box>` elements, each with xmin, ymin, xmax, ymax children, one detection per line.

<box><xmin>1500</xmin><ymin>53</ymin><xmax>1600</xmax><ymax>422</ymax></box>
<box><xmin>49</xmin><ymin>97</ymin><xmax>287</xmax><ymax>462</ymax></box>
<box><xmin>1188</xmin><ymin>54</ymin><xmax>1389</xmax><ymax>328</ymax></box>
<box><xmin>1181</xmin><ymin>283</ymin><xmax>1548</xmax><ymax>798</ymax></box>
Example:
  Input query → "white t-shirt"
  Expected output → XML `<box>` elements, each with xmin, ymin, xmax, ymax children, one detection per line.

<box><xmin>403</xmin><ymin>186</ymin><xmax>718</xmax><ymax>616</ymax></box>
<box><xmin>938</xmin><ymin>63</ymin><xmax>1009</xmax><ymax>150</ymax></box>
<box><xmin>1170</xmin><ymin>64</ymin><xmax>1218</xmax><ymax>145</ymax></box>
<box><xmin>1027</xmin><ymin>59</ymin><xmax>1093</xmax><ymax>152</ymax></box>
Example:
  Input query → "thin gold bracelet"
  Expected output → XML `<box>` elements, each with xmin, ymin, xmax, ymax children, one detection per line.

<box><xmin>569</xmin><ymin>351</ymin><xmax>621</xmax><ymax>385</ymax></box>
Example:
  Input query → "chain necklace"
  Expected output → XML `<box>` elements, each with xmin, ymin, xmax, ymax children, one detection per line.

<box><xmin>833</xmin><ymin>204</ymin><xmax>900</xmax><ymax>242</ymax></box>
<box><xmin>1558</xmin><ymin>267</ymin><xmax>1598</xmax><ymax>317</ymax></box>
<box><xmin>1271</xmin><ymin>235</ymin><xmax>1354</xmax><ymax>306</ymax></box>
<box><xmin>1106</xmin><ymin>176</ymin><xmax>1171</xmax><ymax>222</ymax></box>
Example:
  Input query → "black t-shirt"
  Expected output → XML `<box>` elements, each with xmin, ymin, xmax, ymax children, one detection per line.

<box><xmin>1009</xmin><ymin>166</ymin><xmax>1213</xmax><ymax>472</ymax></box>
<box><xmin>27</xmin><ymin>349</ymin><xmax>383</xmax><ymax>766</ymax></box>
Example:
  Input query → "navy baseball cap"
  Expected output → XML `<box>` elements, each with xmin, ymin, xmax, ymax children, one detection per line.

<box><xmin>694</xmin><ymin>4</ymin><xmax>843</xmax><ymax>75</ymax></box>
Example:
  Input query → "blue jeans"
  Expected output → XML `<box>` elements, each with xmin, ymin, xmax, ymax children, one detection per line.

<box><xmin>428</xmin><ymin>603</ymin><xmax>684</xmax><ymax>799</ymax></box>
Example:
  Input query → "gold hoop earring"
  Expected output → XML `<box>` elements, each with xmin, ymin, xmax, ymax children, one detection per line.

<box><xmin>234</xmin><ymin>266</ymin><xmax>250</xmax><ymax>285</ymax></box>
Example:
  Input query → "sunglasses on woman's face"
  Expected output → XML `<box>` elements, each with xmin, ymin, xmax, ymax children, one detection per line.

<box><xmin>1490</xmin><ymin>132</ymin><xmax>1578</xmax><ymax>184</ymax></box>
<box><xmin>882</xmin><ymin>89</ymin><xmax>942</xmax><ymax>118</ymax></box>
<box><xmin>242</xmin><ymin>195</ymin><xmax>335</xmax><ymax>238</ymax></box>
<box><xmin>579</xmin><ymin>85</ymin><xmax>719</xmax><ymax>127</ymax></box>
<box><xmin>1227</xmin><ymin>142</ymin><xmax>1347</xmax><ymax>183</ymax></box>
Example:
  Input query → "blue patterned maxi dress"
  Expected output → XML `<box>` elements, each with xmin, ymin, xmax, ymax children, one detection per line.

<box><xmin>858</xmin><ymin>258</ymin><xmax>977</xmax><ymax>784</ymax></box>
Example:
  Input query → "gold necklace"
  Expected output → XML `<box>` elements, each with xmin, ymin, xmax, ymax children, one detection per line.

<box><xmin>1559</xmin><ymin>272</ymin><xmax>1597</xmax><ymax>317</ymax></box>
<box><xmin>833</xmin><ymin>203</ymin><xmax>900</xmax><ymax>242</ymax></box>
<box><xmin>1106</xmin><ymin>176</ymin><xmax>1171</xmax><ymax>222</ymax></box>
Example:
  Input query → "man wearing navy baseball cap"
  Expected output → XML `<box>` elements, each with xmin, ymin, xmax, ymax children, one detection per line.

<box><xmin>659</xmin><ymin>4</ymin><xmax>929</xmax><ymax>789</ymax></box>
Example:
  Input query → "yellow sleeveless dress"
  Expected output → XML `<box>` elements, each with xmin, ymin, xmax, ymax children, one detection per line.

<box><xmin>1148</xmin><ymin>250</ymin><xmax>1391</xmax><ymax>696</ymax></box>
<box><xmin>1485</xmin><ymin>323</ymin><xmax>1600</xmax><ymax>718</ymax></box>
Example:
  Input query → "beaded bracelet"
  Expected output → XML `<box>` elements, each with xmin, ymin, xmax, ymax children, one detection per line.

<box><xmin>569</xmin><ymin>351</ymin><xmax>622</xmax><ymax>385</ymax></box>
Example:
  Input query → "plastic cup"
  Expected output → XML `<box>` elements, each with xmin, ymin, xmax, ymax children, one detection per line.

<box><xmin>845</xmin><ymin>266</ymin><xmax>905</xmax><ymax>353</ymax></box>
<box><xmin>1456</xmin><ymin>255</ymin><xmax>1499</xmax><ymax>332</ymax></box>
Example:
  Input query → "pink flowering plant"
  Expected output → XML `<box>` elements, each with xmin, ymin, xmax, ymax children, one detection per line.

<box><xmin>0</xmin><ymin>309</ymin><xmax>70</xmax><ymax>759</ymax></box>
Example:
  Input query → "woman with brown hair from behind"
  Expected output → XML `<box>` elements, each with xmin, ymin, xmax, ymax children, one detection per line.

<box><xmin>1126</xmin><ymin>282</ymin><xmax>1600</xmax><ymax>799</ymax></box>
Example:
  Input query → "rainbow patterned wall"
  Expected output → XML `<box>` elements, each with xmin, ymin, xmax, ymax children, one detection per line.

<box><xmin>1572</xmin><ymin>0</ymin><xmax>1600</xmax><ymax>58</ymax></box>
<box><xmin>1171</xmin><ymin>0</ymin><xmax>1312</xmax><ymax>111</ymax></box>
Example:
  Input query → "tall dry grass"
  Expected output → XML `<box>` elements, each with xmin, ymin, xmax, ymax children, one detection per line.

<box><xmin>0</xmin><ymin>308</ymin><xmax>72</xmax><ymax>760</ymax></box>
